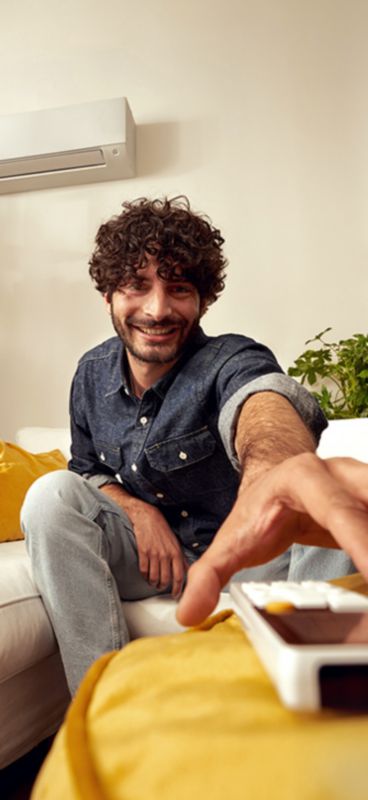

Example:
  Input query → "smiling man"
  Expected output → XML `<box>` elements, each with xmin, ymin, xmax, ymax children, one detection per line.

<box><xmin>22</xmin><ymin>196</ymin><xmax>360</xmax><ymax>695</ymax></box>
<box><xmin>106</xmin><ymin>259</ymin><xmax>203</xmax><ymax>388</ymax></box>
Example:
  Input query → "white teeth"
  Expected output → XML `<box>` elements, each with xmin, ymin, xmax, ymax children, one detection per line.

<box><xmin>138</xmin><ymin>327</ymin><xmax>175</xmax><ymax>335</ymax></box>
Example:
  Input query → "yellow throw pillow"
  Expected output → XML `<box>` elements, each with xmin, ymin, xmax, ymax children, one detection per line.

<box><xmin>0</xmin><ymin>440</ymin><xmax>67</xmax><ymax>542</ymax></box>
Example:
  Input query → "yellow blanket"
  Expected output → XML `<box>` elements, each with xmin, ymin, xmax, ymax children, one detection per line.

<box><xmin>32</xmin><ymin>575</ymin><xmax>368</xmax><ymax>800</ymax></box>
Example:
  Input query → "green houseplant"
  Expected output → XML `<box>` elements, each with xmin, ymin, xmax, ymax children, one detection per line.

<box><xmin>288</xmin><ymin>328</ymin><xmax>368</xmax><ymax>419</ymax></box>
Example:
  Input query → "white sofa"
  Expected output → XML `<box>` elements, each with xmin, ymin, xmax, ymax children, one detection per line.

<box><xmin>1</xmin><ymin>420</ymin><xmax>367</xmax><ymax>769</ymax></box>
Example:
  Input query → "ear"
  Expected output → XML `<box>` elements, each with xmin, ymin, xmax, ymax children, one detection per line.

<box><xmin>103</xmin><ymin>293</ymin><xmax>112</xmax><ymax>314</ymax></box>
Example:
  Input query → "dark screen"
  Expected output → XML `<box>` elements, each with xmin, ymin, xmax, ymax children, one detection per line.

<box><xmin>259</xmin><ymin>609</ymin><xmax>368</xmax><ymax>645</ymax></box>
<box><xmin>319</xmin><ymin>664</ymin><xmax>368</xmax><ymax>710</ymax></box>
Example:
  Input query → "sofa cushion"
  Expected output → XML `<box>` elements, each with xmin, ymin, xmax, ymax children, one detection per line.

<box><xmin>0</xmin><ymin>440</ymin><xmax>67</xmax><ymax>541</ymax></box>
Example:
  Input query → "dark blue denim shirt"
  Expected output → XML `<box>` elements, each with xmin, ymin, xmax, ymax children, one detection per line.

<box><xmin>69</xmin><ymin>328</ymin><xmax>326</xmax><ymax>555</ymax></box>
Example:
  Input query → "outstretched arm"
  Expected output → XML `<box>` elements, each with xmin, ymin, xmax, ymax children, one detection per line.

<box><xmin>177</xmin><ymin>394</ymin><xmax>368</xmax><ymax>625</ymax></box>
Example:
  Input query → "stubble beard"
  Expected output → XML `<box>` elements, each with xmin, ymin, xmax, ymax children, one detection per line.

<box><xmin>111</xmin><ymin>310</ymin><xmax>200</xmax><ymax>365</ymax></box>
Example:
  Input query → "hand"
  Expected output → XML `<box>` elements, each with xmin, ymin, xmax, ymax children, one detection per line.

<box><xmin>129</xmin><ymin>502</ymin><xmax>188</xmax><ymax>598</ymax></box>
<box><xmin>100</xmin><ymin>483</ymin><xmax>188</xmax><ymax>597</ymax></box>
<box><xmin>176</xmin><ymin>454</ymin><xmax>368</xmax><ymax>626</ymax></box>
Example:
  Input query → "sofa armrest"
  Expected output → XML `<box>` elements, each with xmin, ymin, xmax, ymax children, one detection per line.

<box><xmin>317</xmin><ymin>419</ymin><xmax>368</xmax><ymax>462</ymax></box>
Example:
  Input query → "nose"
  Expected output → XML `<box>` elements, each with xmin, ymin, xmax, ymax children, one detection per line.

<box><xmin>143</xmin><ymin>284</ymin><xmax>173</xmax><ymax>320</ymax></box>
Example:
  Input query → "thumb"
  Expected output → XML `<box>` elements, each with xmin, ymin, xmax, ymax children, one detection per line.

<box><xmin>176</xmin><ymin>542</ymin><xmax>237</xmax><ymax>626</ymax></box>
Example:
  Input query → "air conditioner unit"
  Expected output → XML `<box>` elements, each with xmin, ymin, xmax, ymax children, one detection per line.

<box><xmin>0</xmin><ymin>97</ymin><xmax>135</xmax><ymax>194</ymax></box>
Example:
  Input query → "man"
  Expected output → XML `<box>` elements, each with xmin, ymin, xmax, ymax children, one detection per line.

<box><xmin>22</xmin><ymin>196</ymin><xmax>360</xmax><ymax>695</ymax></box>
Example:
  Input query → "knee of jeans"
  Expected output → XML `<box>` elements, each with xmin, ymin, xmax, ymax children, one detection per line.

<box><xmin>21</xmin><ymin>469</ymin><xmax>84</xmax><ymax>535</ymax></box>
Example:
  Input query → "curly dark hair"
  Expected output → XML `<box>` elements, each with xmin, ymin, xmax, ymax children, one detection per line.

<box><xmin>88</xmin><ymin>196</ymin><xmax>227</xmax><ymax>307</ymax></box>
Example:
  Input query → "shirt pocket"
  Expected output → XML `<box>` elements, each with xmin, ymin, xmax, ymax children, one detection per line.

<box><xmin>144</xmin><ymin>427</ymin><xmax>232</xmax><ymax>501</ymax></box>
<box><xmin>94</xmin><ymin>440</ymin><xmax>122</xmax><ymax>474</ymax></box>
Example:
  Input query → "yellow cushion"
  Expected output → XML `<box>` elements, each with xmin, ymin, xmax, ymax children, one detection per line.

<box><xmin>32</xmin><ymin>581</ymin><xmax>368</xmax><ymax>800</ymax></box>
<box><xmin>0</xmin><ymin>440</ymin><xmax>67</xmax><ymax>541</ymax></box>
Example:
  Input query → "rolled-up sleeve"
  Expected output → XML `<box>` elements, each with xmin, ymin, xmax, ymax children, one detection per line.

<box><xmin>216</xmin><ymin>342</ymin><xmax>327</xmax><ymax>471</ymax></box>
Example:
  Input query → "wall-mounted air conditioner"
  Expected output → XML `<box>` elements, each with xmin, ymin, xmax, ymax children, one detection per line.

<box><xmin>0</xmin><ymin>97</ymin><xmax>135</xmax><ymax>194</ymax></box>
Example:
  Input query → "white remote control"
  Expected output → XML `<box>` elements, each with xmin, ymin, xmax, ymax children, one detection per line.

<box><xmin>229</xmin><ymin>580</ymin><xmax>368</xmax><ymax>712</ymax></box>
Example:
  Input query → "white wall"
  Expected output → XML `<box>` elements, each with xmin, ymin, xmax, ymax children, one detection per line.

<box><xmin>1</xmin><ymin>0</ymin><xmax>368</xmax><ymax>440</ymax></box>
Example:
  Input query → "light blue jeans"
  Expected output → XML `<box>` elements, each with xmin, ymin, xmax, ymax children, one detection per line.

<box><xmin>21</xmin><ymin>470</ymin><xmax>177</xmax><ymax>695</ymax></box>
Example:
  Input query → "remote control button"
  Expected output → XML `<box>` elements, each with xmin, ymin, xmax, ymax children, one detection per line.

<box><xmin>240</xmin><ymin>583</ymin><xmax>271</xmax><ymax>606</ymax></box>
<box><xmin>265</xmin><ymin>601</ymin><xmax>294</xmax><ymax>614</ymax></box>
<box><xmin>285</xmin><ymin>591</ymin><xmax>328</xmax><ymax>609</ymax></box>
<box><xmin>243</xmin><ymin>590</ymin><xmax>270</xmax><ymax>607</ymax></box>
<box><xmin>328</xmin><ymin>593</ymin><xmax>368</xmax><ymax>612</ymax></box>
<box><xmin>240</xmin><ymin>580</ymin><xmax>368</xmax><ymax>612</ymax></box>
<box><xmin>241</xmin><ymin>582</ymin><xmax>271</xmax><ymax>592</ymax></box>
<box><xmin>267</xmin><ymin>588</ymin><xmax>328</xmax><ymax>609</ymax></box>
<box><xmin>300</xmin><ymin>581</ymin><xmax>331</xmax><ymax>591</ymax></box>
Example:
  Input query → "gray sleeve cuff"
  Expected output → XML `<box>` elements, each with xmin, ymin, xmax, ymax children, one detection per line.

<box><xmin>218</xmin><ymin>372</ymin><xmax>326</xmax><ymax>471</ymax></box>
<box><xmin>83</xmin><ymin>472</ymin><xmax>121</xmax><ymax>489</ymax></box>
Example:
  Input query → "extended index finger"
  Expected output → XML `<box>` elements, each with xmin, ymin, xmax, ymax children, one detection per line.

<box><xmin>176</xmin><ymin>556</ymin><xmax>222</xmax><ymax>625</ymax></box>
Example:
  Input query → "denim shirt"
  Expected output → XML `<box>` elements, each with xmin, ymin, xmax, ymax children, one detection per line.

<box><xmin>69</xmin><ymin>328</ymin><xmax>326</xmax><ymax>555</ymax></box>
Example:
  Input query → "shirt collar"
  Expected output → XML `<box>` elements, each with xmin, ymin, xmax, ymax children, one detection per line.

<box><xmin>104</xmin><ymin>327</ymin><xmax>208</xmax><ymax>399</ymax></box>
<box><xmin>152</xmin><ymin>327</ymin><xmax>208</xmax><ymax>399</ymax></box>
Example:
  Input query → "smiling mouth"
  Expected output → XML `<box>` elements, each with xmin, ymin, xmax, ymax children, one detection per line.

<box><xmin>131</xmin><ymin>323</ymin><xmax>182</xmax><ymax>337</ymax></box>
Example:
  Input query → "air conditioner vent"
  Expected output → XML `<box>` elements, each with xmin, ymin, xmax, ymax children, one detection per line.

<box><xmin>0</xmin><ymin>148</ymin><xmax>106</xmax><ymax>179</ymax></box>
<box><xmin>0</xmin><ymin>98</ymin><xmax>135</xmax><ymax>193</ymax></box>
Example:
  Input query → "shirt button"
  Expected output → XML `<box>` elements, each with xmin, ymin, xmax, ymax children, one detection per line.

<box><xmin>192</xmin><ymin>542</ymin><xmax>200</xmax><ymax>549</ymax></box>
<box><xmin>115</xmin><ymin>474</ymin><xmax>123</xmax><ymax>484</ymax></box>
<box><xmin>124</xmin><ymin>387</ymin><xmax>130</xmax><ymax>396</ymax></box>
<box><xmin>131</xmin><ymin>463</ymin><xmax>138</xmax><ymax>472</ymax></box>
<box><xmin>100</xmin><ymin>452</ymin><xmax>106</xmax><ymax>462</ymax></box>
<box><xmin>181</xmin><ymin>510</ymin><xmax>189</xmax><ymax>518</ymax></box>
<box><xmin>139</xmin><ymin>416</ymin><xmax>148</xmax><ymax>426</ymax></box>
<box><xmin>179</xmin><ymin>451</ymin><xmax>188</xmax><ymax>461</ymax></box>
<box><xmin>156</xmin><ymin>492</ymin><xmax>164</xmax><ymax>499</ymax></box>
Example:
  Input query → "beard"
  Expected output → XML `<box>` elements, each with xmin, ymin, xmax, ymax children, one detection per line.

<box><xmin>110</xmin><ymin>308</ymin><xmax>201</xmax><ymax>365</ymax></box>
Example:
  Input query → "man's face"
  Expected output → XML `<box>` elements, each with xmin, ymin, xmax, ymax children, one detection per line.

<box><xmin>105</xmin><ymin>260</ymin><xmax>202</xmax><ymax>367</ymax></box>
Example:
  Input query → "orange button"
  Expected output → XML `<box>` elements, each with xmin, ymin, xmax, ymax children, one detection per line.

<box><xmin>265</xmin><ymin>601</ymin><xmax>294</xmax><ymax>614</ymax></box>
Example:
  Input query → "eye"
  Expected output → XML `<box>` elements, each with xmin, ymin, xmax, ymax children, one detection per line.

<box><xmin>120</xmin><ymin>280</ymin><xmax>147</xmax><ymax>294</ymax></box>
<box><xmin>170</xmin><ymin>284</ymin><xmax>194</xmax><ymax>296</ymax></box>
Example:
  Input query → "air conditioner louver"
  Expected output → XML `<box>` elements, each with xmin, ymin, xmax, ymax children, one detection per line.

<box><xmin>0</xmin><ymin>98</ymin><xmax>135</xmax><ymax>193</ymax></box>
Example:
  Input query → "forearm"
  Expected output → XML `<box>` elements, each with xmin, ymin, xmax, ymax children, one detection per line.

<box><xmin>235</xmin><ymin>392</ymin><xmax>317</xmax><ymax>489</ymax></box>
<box><xmin>100</xmin><ymin>483</ymin><xmax>186</xmax><ymax>596</ymax></box>
<box><xmin>99</xmin><ymin>483</ymin><xmax>160</xmax><ymax>527</ymax></box>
